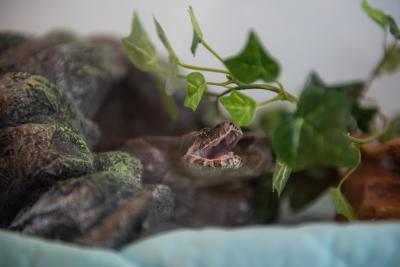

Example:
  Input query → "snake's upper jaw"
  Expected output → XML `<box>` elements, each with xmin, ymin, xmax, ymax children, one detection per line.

<box><xmin>195</xmin><ymin>130</ymin><xmax>242</xmax><ymax>160</ymax></box>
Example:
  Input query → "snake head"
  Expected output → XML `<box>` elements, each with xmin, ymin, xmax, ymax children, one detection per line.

<box><xmin>183</xmin><ymin>121</ymin><xmax>243</xmax><ymax>169</ymax></box>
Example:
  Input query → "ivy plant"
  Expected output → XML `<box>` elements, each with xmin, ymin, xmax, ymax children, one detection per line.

<box><xmin>122</xmin><ymin>1</ymin><xmax>399</xmax><ymax>222</ymax></box>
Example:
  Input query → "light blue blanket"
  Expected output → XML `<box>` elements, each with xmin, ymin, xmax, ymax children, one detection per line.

<box><xmin>1</xmin><ymin>223</ymin><xmax>399</xmax><ymax>267</ymax></box>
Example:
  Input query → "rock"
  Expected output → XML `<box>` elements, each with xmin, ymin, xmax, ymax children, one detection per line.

<box><xmin>0</xmin><ymin>123</ymin><xmax>93</xmax><ymax>182</ymax></box>
<box><xmin>342</xmin><ymin>138</ymin><xmax>400</xmax><ymax>220</ymax></box>
<box><xmin>120</xmin><ymin>133</ymin><xmax>272</xmax><ymax>228</ymax></box>
<box><xmin>144</xmin><ymin>184</ymin><xmax>175</xmax><ymax>226</ymax></box>
<box><xmin>9</xmin><ymin>152</ymin><xmax>176</xmax><ymax>248</ymax></box>
<box><xmin>10</xmin><ymin>173</ymin><xmax>148</xmax><ymax>248</ymax></box>
<box><xmin>0</xmin><ymin>31</ymin><xmax>126</xmax><ymax>117</ymax></box>
<box><xmin>93</xmin><ymin>70</ymin><xmax>195</xmax><ymax>151</ymax></box>
<box><xmin>171</xmin><ymin>182</ymin><xmax>256</xmax><ymax>227</ymax></box>
<box><xmin>0</xmin><ymin>32</ymin><xmax>30</xmax><ymax>53</ymax></box>
<box><xmin>0</xmin><ymin>123</ymin><xmax>94</xmax><ymax>225</ymax></box>
<box><xmin>94</xmin><ymin>151</ymin><xmax>143</xmax><ymax>190</ymax></box>
<box><xmin>0</xmin><ymin>72</ymin><xmax>100</xmax><ymax>145</ymax></box>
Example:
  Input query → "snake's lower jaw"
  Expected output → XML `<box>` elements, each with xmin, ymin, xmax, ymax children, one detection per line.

<box><xmin>230</xmin><ymin>155</ymin><xmax>242</xmax><ymax>169</ymax></box>
<box><xmin>183</xmin><ymin>154</ymin><xmax>242</xmax><ymax>169</ymax></box>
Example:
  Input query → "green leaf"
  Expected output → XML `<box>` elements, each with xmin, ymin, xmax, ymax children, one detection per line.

<box><xmin>219</xmin><ymin>90</ymin><xmax>256</xmax><ymax>126</ymax></box>
<box><xmin>154</xmin><ymin>74</ymin><xmax>179</xmax><ymax>120</ymax></box>
<box><xmin>351</xmin><ymin>104</ymin><xmax>379</xmax><ymax>133</ymax></box>
<box><xmin>223</xmin><ymin>31</ymin><xmax>280</xmax><ymax>84</ymax></box>
<box><xmin>259</xmin><ymin>108</ymin><xmax>289</xmax><ymax>137</ymax></box>
<box><xmin>305</xmin><ymin>72</ymin><xmax>377</xmax><ymax>133</ymax></box>
<box><xmin>305</xmin><ymin>72</ymin><xmax>364</xmax><ymax>101</ymax></box>
<box><xmin>330</xmin><ymin>188</ymin><xmax>356</xmax><ymax>222</ymax></box>
<box><xmin>286</xmin><ymin>167</ymin><xmax>337</xmax><ymax>213</ymax></box>
<box><xmin>184</xmin><ymin>72</ymin><xmax>207</xmax><ymax>111</ymax></box>
<box><xmin>164</xmin><ymin>56</ymin><xmax>180</xmax><ymax>95</ymax></box>
<box><xmin>387</xmin><ymin>15</ymin><xmax>400</xmax><ymax>39</ymax></box>
<box><xmin>272</xmin><ymin>159</ymin><xmax>292</xmax><ymax>196</ymax></box>
<box><xmin>254</xmin><ymin>174</ymin><xmax>279</xmax><ymax>222</ymax></box>
<box><xmin>272</xmin><ymin>86</ymin><xmax>359</xmax><ymax>171</ymax></box>
<box><xmin>122</xmin><ymin>13</ymin><xmax>161</xmax><ymax>72</ymax></box>
<box><xmin>153</xmin><ymin>16</ymin><xmax>178</xmax><ymax>61</ymax></box>
<box><xmin>188</xmin><ymin>6</ymin><xmax>203</xmax><ymax>56</ymax></box>
<box><xmin>361</xmin><ymin>0</ymin><xmax>388</xmax><ymax>28</ymax></box>
<box><xmin>158</xmin><ymin>83</ymin><xmax>179</xmax><ymax>120</ymax></box>
<box><xmin>191</xmin><ymin>30</ymin><xmax>201</xmax><ymax>56</ymax></box>
<box><xmin>379</xmin><ymin>46</ymin><xmax>400</xmax><ymax>74</ymax></box>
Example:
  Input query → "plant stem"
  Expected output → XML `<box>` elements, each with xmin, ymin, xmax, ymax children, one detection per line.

<box><xmin>348</xmin><ymin>112</ymin><xmax>389</xmax><ymax>144</ymax></box>
<box><xmin>201</xmin><ymin>40</ymin><xmax>225</xmax><ymax>64</ymax></box>
<box><xmin>206</xmin><ymin>80</ymin><xmax>233</xmax><ymax>87</ymax></box>
<box><xmin>177</xmin><ymin>74</ymin><xmax>232</xmax><ymax>88</ymax></box>
<box><xmin>338</xmin><ymin>151</ymin><xmax>361</xmax><ymax>189</ymax></box>
<box><xmin>204</xmin><ymin>90</ymin><xmax>220</xmax><ymax>97</ymax></box>
<box><xmin>364</xmin><ymin>40</ymin><xmax>398</xmax><ymax>93</ymax></box>
<box><xmin>178</xmin><ymin>62</ymin><xmax>229</xmax><ymax>74</ymax></box>
<box><xmin>218</xmin><ymin>83</ymin><xmax>298</xmax><ymax>104</ymax></box>
<box><xmin>348</xmin><ymin>133</ymin><xmax>380</xmax><ymax>145</ymax></box>
<box><xmin>257</xmin><ymin>95</ymin><xmax>283</xmax><ymax>107</ymax></box>
<box><xmin>219</xmin><ymin>84</ymin><xmax>281</xmax><ymax>97</ymax></box>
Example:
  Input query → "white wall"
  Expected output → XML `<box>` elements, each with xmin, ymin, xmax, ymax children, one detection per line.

<box><xmin>1</xmin><ymin>0</ymin><xmax>399</xmax><ymax>115</ymax></box>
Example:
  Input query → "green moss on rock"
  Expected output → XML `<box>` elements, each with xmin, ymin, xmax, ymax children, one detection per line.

<box><xmin>0</xmin><ymin>33</ymin><xmax>126</xmax><ymax>117</ymax></box>
<box><xmin>0</xmin><ymin>72</ymin><xmax>100</xmax><ymax>146</ymax></box>
<box><xmin>0</xmin><ymin>32</ymin><xmax>30</xmax><ymax>53</ymax></box>
<box><xmin>93</xmin><ymin>151</ymin><xmax>142</xmax><ymax>190</ymax></box>
<box><xmin>0</xmin><ymin>123</ymin><xmax>94</xmax><ymax>183</ymax></box>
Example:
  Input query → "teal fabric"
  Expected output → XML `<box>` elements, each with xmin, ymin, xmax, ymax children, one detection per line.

<box><xmin>1</xmin><ymin>223</ymin><xmax>400</xmax><ymax>267</ymax></box>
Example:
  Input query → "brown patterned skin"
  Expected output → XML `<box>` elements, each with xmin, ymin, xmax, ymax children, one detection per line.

<box><xmin>183</xmin><ymin>121</ymin><xmax>243</xmax><ymax>169</ymax></box>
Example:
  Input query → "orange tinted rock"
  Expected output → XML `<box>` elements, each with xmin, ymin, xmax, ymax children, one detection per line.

<box><xmin>385</xmin><ymin>138</ymin><xmax>400</xmax><ymax>165</ymax></box>
<box><xmin>342</xmin><ymin>139</ymin><xmax>400</xmax><ymax>220</ymax></box>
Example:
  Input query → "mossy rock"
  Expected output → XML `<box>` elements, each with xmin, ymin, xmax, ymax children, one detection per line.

<box><xmin>10</xmin><ymin>171</ymin><xmax>150</xmax><ymax>248</ymax></box>
<box><xmin>93</xmin><ymin>151</ymin><xmax>142</xmax><ymax>190</ymax></box>
<box><xmin>0</xmin><ymin>72</ymin><xmax>100</xmax><ymax>146</ymax></box>
<box><xmin>0</xmin><ymin>32</ymin><xmax>30</xmax><ymax>53</ymax></box>
<box><xmin>0</xmin><ymin>32</ymin><xmax>126</xmax><ymax>117</ymax></box>
<box><xmin>0</xmin><ymin>123</ymin><xmax>94</xmax><ymax>184</ymax></box>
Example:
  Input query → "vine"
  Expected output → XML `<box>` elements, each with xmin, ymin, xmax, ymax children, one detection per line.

<box><xmin>122</xmin><ymin>1</ymin><xmax>400</xmax><ymax>221</ymax></box>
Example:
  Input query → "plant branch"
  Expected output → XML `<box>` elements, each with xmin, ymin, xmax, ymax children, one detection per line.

<box><xmin>257</xmin><ymin>95</ymin><xmax>283</xmax><ymax>107</ymax></box>
<box><xmin>364</xmin><ymin>40</ymin><xmax>398</xmax><ymax>93</ymax></box>
<box><xmin>178</xmin><ymin>62</ymin><xmax>230</xmax><ymax>74</ymax></box>
<box><xmin>348</xmin><ymin>115</ymin><xmax>389</xmax><ymax>145</ymax></box>
<box><xmin>338</xmin><ymin>152</ymin><xmax>361</xmax><ymax>189</ymax></box>
<box><xmin>177</xmin><ymin>74</ymin><xmax>232</xmax><ymax>88</ymax></box>
<box><xmin>204</xmin><ymin>90</ymin><xmax>219</xmax><ymax>97</ymax></box>
<box><xmin>218</xmin><ymin>84</ymin><xmax>281</xmax><ymax>97</ymax></box>
<box><xmin>201</xmin><ymin>40</ymin><xmax>225</xmax><ymax>65</ymax></box>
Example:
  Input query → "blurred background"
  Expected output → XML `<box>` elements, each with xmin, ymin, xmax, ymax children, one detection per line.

<box><xmin>1</xmin><ymin>0</ymin><xmax>400</xmax><ymax>116</ymax></box>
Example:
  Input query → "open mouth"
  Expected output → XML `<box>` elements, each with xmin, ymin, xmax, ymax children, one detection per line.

<box><xmin>196</xmin><ymin>131</ymin><xmax>241</xmax><ymax>160</ymax></box>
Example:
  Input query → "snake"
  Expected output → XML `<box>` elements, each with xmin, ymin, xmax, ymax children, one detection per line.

<box><xmin>121</xmin><ymin>121</ymin><xmax>272</xmax><ymax>188</ymax></box>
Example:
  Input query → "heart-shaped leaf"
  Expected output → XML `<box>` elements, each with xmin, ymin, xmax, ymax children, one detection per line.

<box><xmin>305</xmin><ymin>72</ymin><xmax>377</xmax><ymax>133</ymax></box>
<box><xmin>122</xmin><ymin>13</ymin><xmax>161</xmax><ymax>72</ymax></box>
<box><xmin>387</xmin><ymin>15</ymin><xmax>400</xmax><ymax>39</ymax></box>
<box><xmin>361</xmin><ymin>0</ymin><xmax>388</xmax><ymax>28</ymax></box>
<box><xmin>164</xmin><ymin>56</ymin><xmax>180</xmax><ymax>95</ymax></box>
<box><xmin>272</xmin><ymin>159</ymin><xmax>292</xmax><ymax>196</ymax></box>
<box><xmin>330</xmin><ymin>188</ymin><xmax>356</xmax><ymax>222</ymax></box>
<box><xmin>184</xmin><ymin>72</ymin><xmax>207</xmax><ymax>111</ymax></box>
<box><xmin>219</xmin><ymin>90</ymin><xmax>256</xmax><ymax>126</ymax></box>
<box><xmin>223</xmin><ymin>31</ymin><xmax>280</xmax><ymax>84</ymax></box>
<box><xmin>272</xmin><ymin>86</ymin><xmax>359</xmax><ymax>171</ymax></box>
<box><xmin>153</xmin><ymin>16</ymin><xmax>178</xmax><ymax>62</ymax></box>
<box><xmin>188</xmin><ymin>6</ymin><xmax>203</xmax><ymax>56</ymax></box>
<box><xmin>379</xmin><ymin>46</ymin><xmax>400</xmax><ymax>74</ymax></box>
